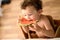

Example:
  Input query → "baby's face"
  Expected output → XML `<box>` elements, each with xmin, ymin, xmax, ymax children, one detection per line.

<box><xmin>21</xmin><ymin>6</ymin><xmax>39</xmax><ymax>20</ymax></box>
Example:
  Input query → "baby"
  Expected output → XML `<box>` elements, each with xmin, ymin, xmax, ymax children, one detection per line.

<box><xmin>19</xmin><ymin>0</ymin><xmax>55</xmax><ymax>38</ymax></box>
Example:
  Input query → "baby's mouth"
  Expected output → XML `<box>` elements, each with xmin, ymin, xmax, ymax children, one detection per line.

<box><xmin>29</xmin><ymin>20</ymin><xmax>33</xmax><ymax>21</ymax></box>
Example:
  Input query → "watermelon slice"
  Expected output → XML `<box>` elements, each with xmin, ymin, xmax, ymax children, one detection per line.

<box><xmin>19</xmin><ymin>18</ymin><xmax>36</xmax><ymax>27</ymax></box>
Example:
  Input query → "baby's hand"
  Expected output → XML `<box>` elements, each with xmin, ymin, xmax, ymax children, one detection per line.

<box><xmin>29</xmin><ymin>24</ymin><xmax>36</xmax><ymax>31</ymax></box>
<box><xmin>29</xmin><ymin>23</ymin><xmax>42</xmax><ymax>32</ymax></box>
<box><xmin>22</xmin><ymin>25</ymin><xmax>30</xmax><ymax>33</ymax></box>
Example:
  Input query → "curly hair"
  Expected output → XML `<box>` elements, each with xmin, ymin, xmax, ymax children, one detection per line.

<box><xmin>21</xmin><ymin>0</ymin><xmax>42</xmax><ymax>11</ymax></box>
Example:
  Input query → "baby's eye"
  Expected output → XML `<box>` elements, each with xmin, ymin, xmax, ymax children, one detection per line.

<box><xmin>25</xmin><ymin>15</ymin><xmax>26</xmax><ymax>16</ymax></box>
<box><xmin>29</xmin><ymin>14</ymin><xmax>32</xmax><ymax>16</ymax></box>
<box><xmin>24</xmin><ymin>14</ymin><xmax>27</xmax><ymax>16</ymax></box>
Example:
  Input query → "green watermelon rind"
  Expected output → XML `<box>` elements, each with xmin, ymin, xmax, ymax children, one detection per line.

<box><xmin>19</xmin><ymin>23</ymin><xmax>30</xmax><ymax>27</ymax></box>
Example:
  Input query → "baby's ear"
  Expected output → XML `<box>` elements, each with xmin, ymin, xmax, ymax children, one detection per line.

<box><xmin>38</xmin><ymin>9</ymin><xmax>43</xmax><ymax>13</ymax></box>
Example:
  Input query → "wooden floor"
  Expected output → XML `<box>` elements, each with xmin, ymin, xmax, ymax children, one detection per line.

<box><xmin>0</xmin><ymin>0</ymin><xmax>25</xmax><ymax>39</ymax></box>
<box><xmin>42</xmin><ymin>0</ymin><xmax>60</xmax><ymax>19</ymax></box>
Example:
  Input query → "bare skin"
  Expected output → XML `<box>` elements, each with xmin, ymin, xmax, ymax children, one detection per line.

<box><xmin>20</xmin><ymin>6</ymin><xmax>55</xmax><ymax>38</ymax></box>
<box><xmin>29</xmin><ymin>15</ymin><xmax>55</xmax><ymax>38</ymax></box>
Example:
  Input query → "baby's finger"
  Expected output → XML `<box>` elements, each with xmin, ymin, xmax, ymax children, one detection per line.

<box><xmin>29</xmin><ymin>24</ymin><xmax>36</xmax><ymax>31</ymax></box>
<box><xmin>31</xmin><ymin>23</ymin><xmax>36</xmax><ymax>29</ymax></box>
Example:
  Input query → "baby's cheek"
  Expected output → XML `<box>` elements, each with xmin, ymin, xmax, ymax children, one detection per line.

<box><xmin>30</xmin><ymin>16</ymin><xmax>36</xmax><ymax>20</ymax></box>
<box><xmin>24</xmin><ymin>16</ymin><xmax>28</xmax><ymax>19</ymax></box>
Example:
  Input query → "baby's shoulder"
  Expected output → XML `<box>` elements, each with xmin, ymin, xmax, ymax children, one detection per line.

<box><xmin>39</xmin><ymin>15</ymin><xmax>49</xmax><ymax>23</ymax></box>
<box><xmin>37</xmin><ymin>15</ymin><xmax>48</xmax><ymax>26</ymax></box>
<box><xmin>40</xmin><ymin>15</ymin><xmax>48</xmax><ymax>20</ymax></box>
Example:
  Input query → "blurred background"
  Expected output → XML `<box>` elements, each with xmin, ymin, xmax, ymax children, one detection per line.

<box><xmin>0</xmin><ymin>0</ymin><xmax>60</xmax><ymax>39</ymax></box>
<box><xmin>42</xmin><ymin>0</ymin><xmax>60</xmax><ymax>20</ymax></box>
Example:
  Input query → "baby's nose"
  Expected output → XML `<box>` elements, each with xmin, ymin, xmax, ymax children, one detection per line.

<box><xmin>25</xmin><ymin>16</ymin><xmax>31</xmax><ymax>20</ymax></box>
<box><xmin>28</xmin><ymin>16</ymin><xmax>31</xmax><ymax>19</ymax></box>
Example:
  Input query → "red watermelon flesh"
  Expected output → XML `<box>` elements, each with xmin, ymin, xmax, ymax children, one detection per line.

<box><xmin>20</xmin><ymin>18</ymin><xmax>35</xmax><ymax>24</ymax></box>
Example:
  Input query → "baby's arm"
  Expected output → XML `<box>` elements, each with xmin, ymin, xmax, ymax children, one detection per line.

<box><xmin>36</xmin><ymin>17</ymin><xmax>55</xmax><ymax>37</ymax></box>
<box><xmin>41</xmin><ymin>17</ymin><xmax>55</xmax><ymax>37</ymax></box>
